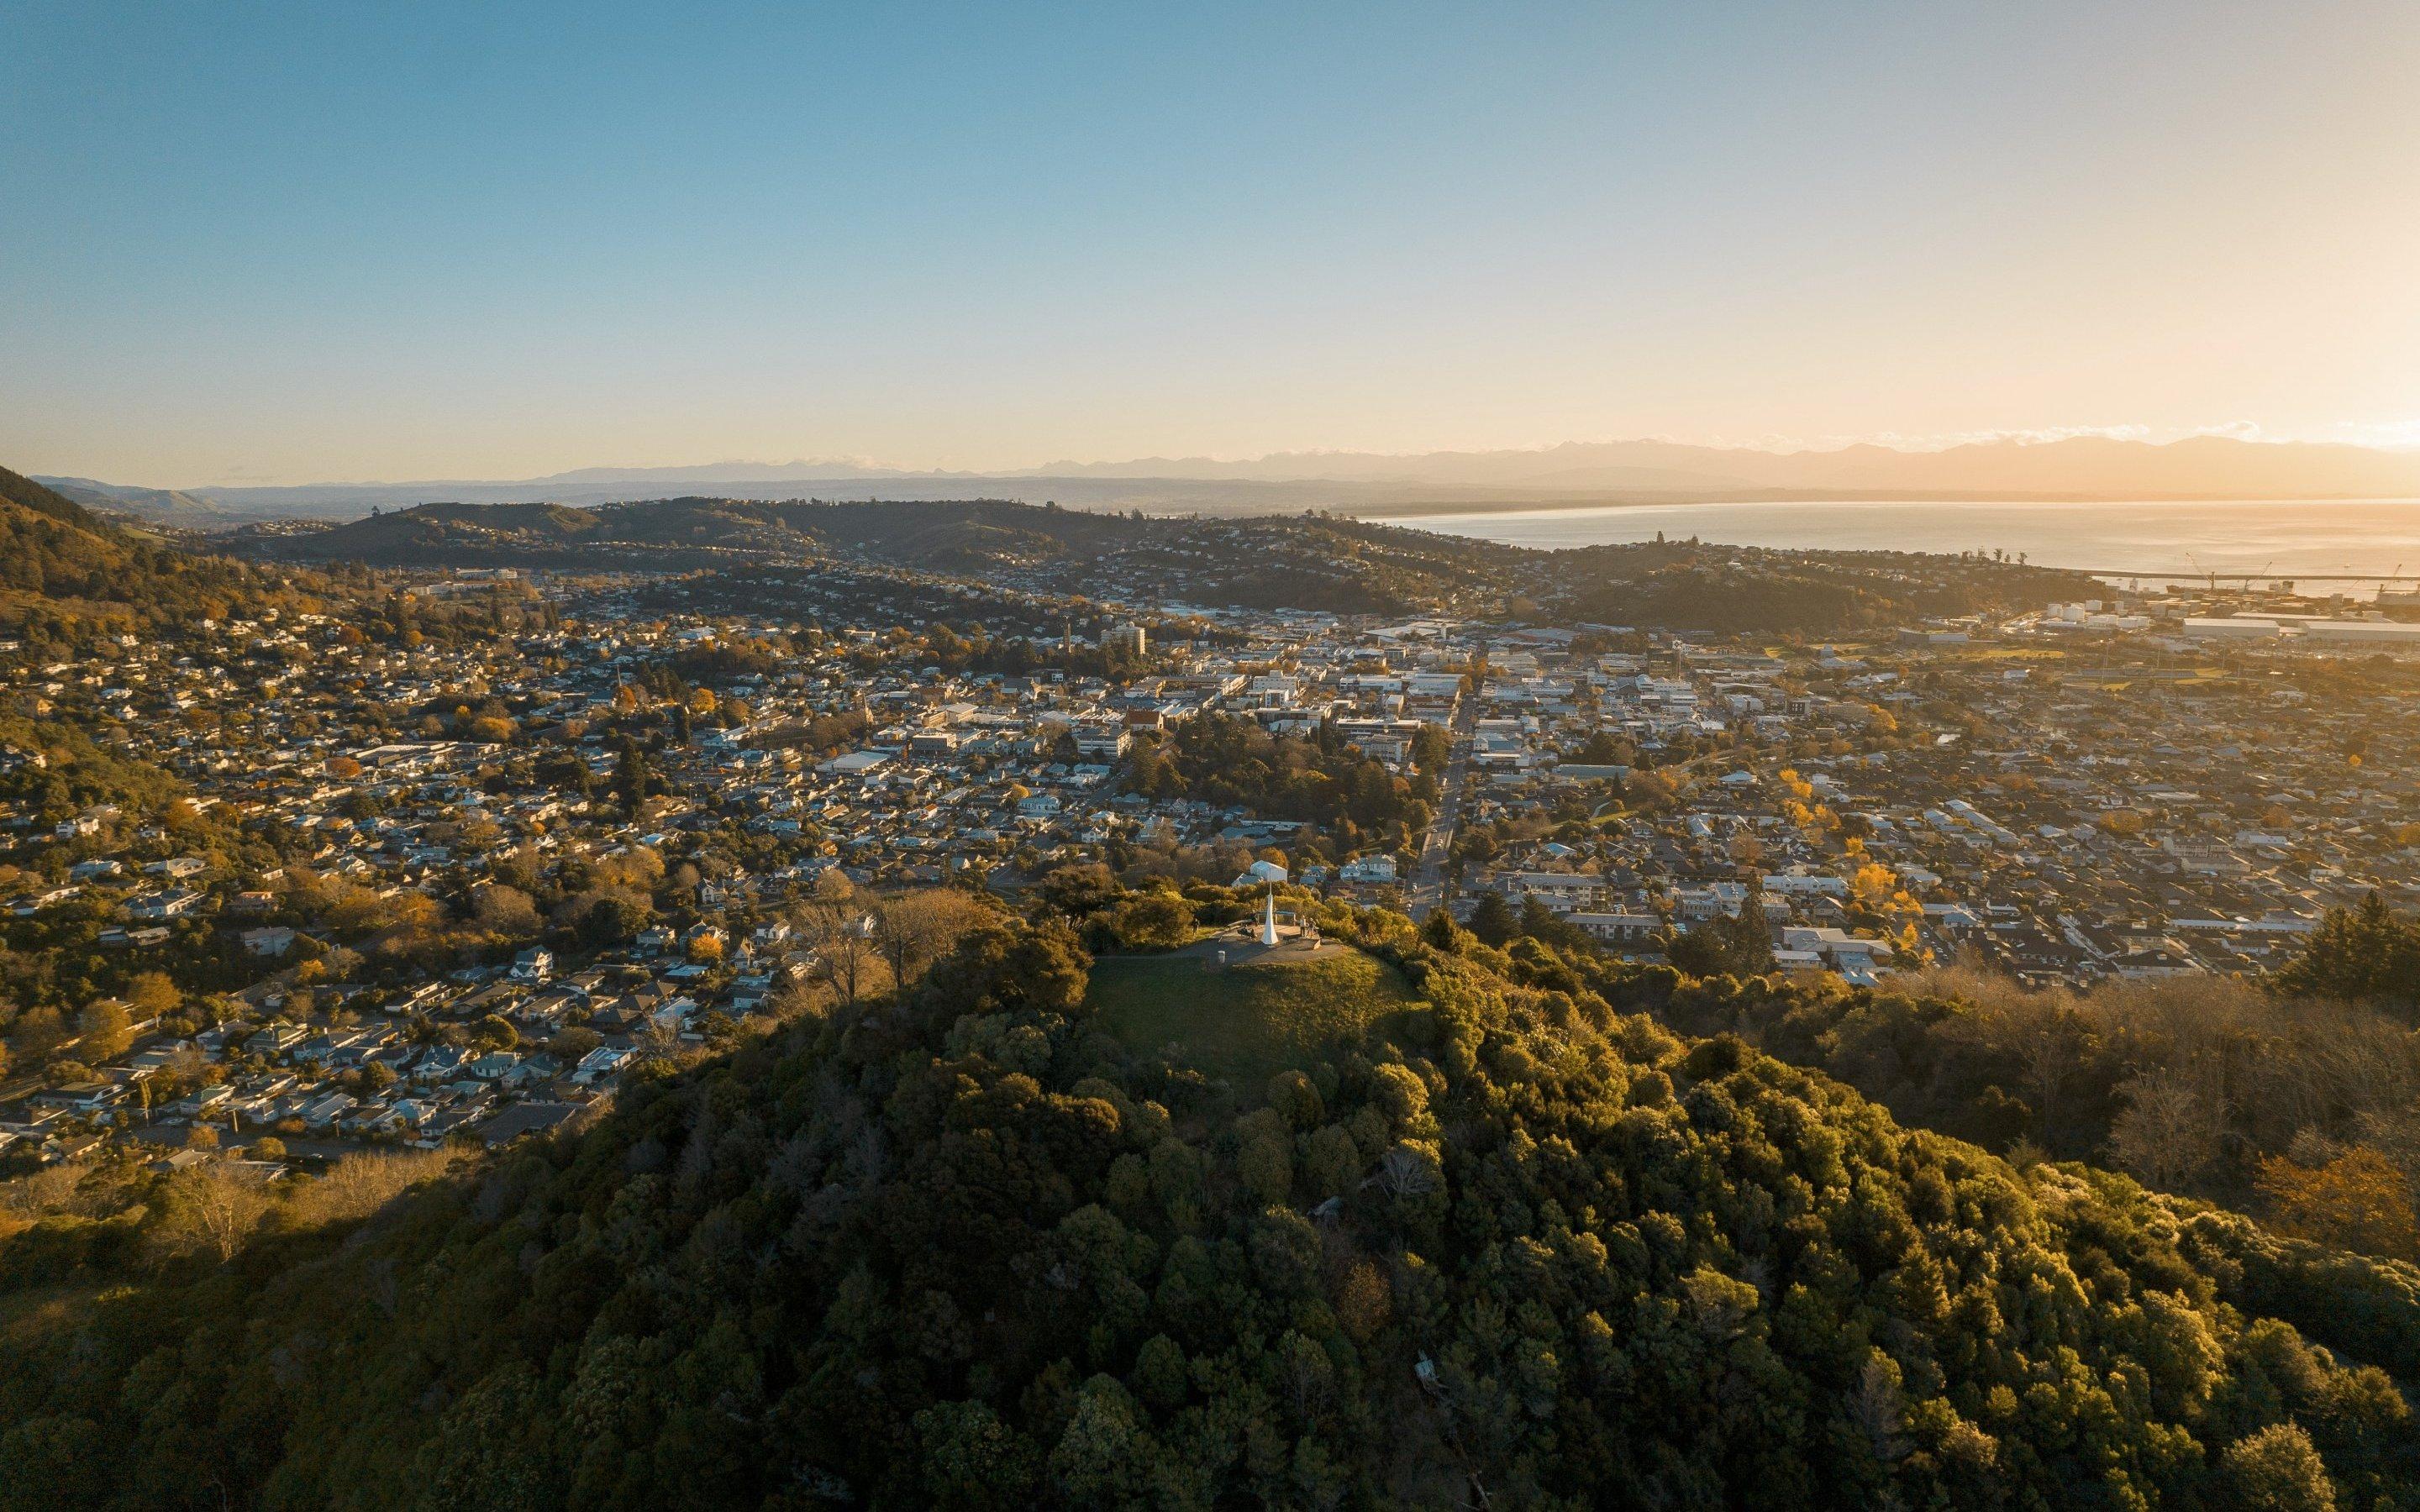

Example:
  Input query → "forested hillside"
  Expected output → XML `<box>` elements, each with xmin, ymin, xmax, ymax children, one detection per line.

<box><xmin>0</xmin><ymin>465</ymin><xmax>276</xmax><ymax>638</ymax></box>
<box><xmin>1</xmin><ymin>887</ymin><xmax>2412</xmax><ymax>1509</ymax></box>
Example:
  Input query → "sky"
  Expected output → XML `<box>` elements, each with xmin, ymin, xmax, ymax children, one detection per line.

<box><xmin>4</xmin><ymin>1</ymin><xmax>2417</xmax><ymax>487</ymax></box>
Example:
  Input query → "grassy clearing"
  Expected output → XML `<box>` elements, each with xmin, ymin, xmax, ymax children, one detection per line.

<box><xmin>1087</xmin><ymin>948</ymin><xmax>1428</xmax><ymax>1089</ymax></box>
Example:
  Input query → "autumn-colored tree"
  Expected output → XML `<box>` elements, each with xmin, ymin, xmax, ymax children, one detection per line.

<box><xmin>873</xmin><ymin>888</ymin><xmax>986</xmax><ymax>984</ymax></box>
<box><xmin>75</xmin><ymin>999</ymin><xmax>134</xmax><ymax>1062</ymax></box>
<box><xmin>125</xmin><ymin>971</ymin><xmax>182</xmax><ymax>1021</ymax></box>
<box><xmin>1335</xmin><ymin>1260</ymin><xmax>1392</xmax><ymax>1341</ymax></box>
<box><xmin>2256</xmin><ymin>1147</ymin><xmax>2420</xmax><ymax>1260</ymax></box>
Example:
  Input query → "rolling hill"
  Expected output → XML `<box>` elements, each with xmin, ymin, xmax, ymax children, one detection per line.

<box><xmin>0</xmin><ymin>465</ymin><xmax>280</xmax><ymax>631</ymax></box>
<box><xmin>0</xmin><ymin>908</ymin><xmax>2411</xmax><ymax>1508</ymax></box>
<box><xmin>232</xmin><ymin>494</ymin><xmax>2102</xmax><ymax>629</ymax></box>
<box><xmin>227</xmin><ymin>497</ymin><xmax>1530</xmax><ymax>615</ymax></box>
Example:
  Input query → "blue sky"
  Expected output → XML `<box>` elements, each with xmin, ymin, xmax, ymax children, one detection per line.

<box><xmin>5</xmin><ymin>1</ymin><xmax>2417</xmax><ymax>484</ymax></box>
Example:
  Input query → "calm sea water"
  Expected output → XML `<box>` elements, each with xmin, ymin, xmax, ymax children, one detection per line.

<box><xmin>1392</xmin><ymin>499</ymin><xmax>2420</xmax><ymax>594</ymax></box>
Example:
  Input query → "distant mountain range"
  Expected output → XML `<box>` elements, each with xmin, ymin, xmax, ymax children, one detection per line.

<box><xmin>41</xmin><ymin>433</ymin><xmax>2420</xmax><ymax>528</ymax></box>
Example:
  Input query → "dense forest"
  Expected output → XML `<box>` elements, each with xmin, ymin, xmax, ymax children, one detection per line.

<box><xmin>3</xmin><ymin>882</ymin><xmax>2413</xmax><ymax>1509</ymax></box>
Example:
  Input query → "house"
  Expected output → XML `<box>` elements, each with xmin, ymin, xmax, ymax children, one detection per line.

<box><xmin>414</xmin><ymin>1045</ymin><xmax>474</xmax><ymax>1080</ymax></box>
<box><xmin>572</xmin><ymin>1044</ymin><xmax>635</xmax><ymax>1084</ymax></box>
<box><xmin>368</xmin><ymin>1098</ymin><xmax>435</xmax><ymax>1134</ymax></box>
<box><xmin>247</xmin><ymin>1023</ymin><xmax>308</xmax><ymax>1056</ymax></box>
<box><xmin>1673</xmin><ymin>883</ymin><xmax>1749</xmax><ymax>921</ymax></box>
<box><xmin>299</xmin><ymin>1093</ymin><xmax>358</xmax><ymax>1128</ymax></box>
<box><xmin>510</xmin><ymin>946</ymin><xmax>555</xmax><ymax>982</ymax></box>
<box><xmin>125</xmin><ymin>888</ymin><xmax>206</xmax><ymax>921</ymax></box>
<box><xmin>31</xmin><ymin>1082</ymin><xmax>124</xmax><ymax>1115</ymax></box>
<box><xmin>241</xmin><ymin>927</ymin><xmax>299</xmax><ymax>958</ymax></box>
<box><xmin>1485</xmin><ymin>870</ymin><xmax>1611</xmax><ymax>914</ymax></box>
<box><xmin>1779</xmin><ymin>927</ymin><xmax>1897</xmax><ymax>981</ymax></box>
<box><xmin>1567</xmin><ymin>911</ymin><xmax>1665</xmax><ymax>944</ymax></box>
<box><xmin>11</xmin><ymin>887</ymin><xmax>81</xmax><ymax>916</ymax></box>
<box><xmin>474</xmin><ymin>1102</ymin><xmax>582</xmax><ymax>1146</ymax></box>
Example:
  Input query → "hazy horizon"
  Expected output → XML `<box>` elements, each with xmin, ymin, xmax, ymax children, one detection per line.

<box><xmin>35</xmin><ymin>428</ymin><xmax>2420</xmax><ymax>497</ymax></box>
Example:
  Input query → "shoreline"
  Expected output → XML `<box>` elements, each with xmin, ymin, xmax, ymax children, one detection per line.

<box><xmin>1335</xmin><ymin>491</ymin><xmax>2420</xmax><ymax>522</ymax></box>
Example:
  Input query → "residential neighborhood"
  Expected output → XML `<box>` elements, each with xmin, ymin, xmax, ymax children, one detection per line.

<box><xmin>7</xmin><ymin>549</ymin><xmax>2418</xmax><ymax>1181</ymax></box>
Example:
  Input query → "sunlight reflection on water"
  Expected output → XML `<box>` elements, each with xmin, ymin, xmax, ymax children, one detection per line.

<box><xmin>1396</xmin><ymin>499</ymin><xmax>2420</xmax><ymax>594</ymax></box>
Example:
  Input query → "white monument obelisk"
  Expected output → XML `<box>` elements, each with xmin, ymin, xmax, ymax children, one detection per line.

<box><xmin>1259</xmin><ymin>882</ymin><xmax>1280</xmax><ymax>946</ymax></box>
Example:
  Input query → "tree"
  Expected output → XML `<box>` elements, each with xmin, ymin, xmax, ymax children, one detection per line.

<box><xmin>1109</xmin><ymin>890</ymin><xmax>1193</xmax><ymax>952</ymax></box>
<box><xmin>546</xmin><ymin>1027</ymin><xmax>603</xmax><ymax>1062</ymax></box>
<box><xmin>873</xmin><ymin>889</ymin><xmax>984</xmax><ymax>984</ymax></box>
<box><xmin>915</xmin><ymin>1400</ymin><xmax>1039</xmax><ymax>1508</ymax></box>
<box><xmin>472</xmin><ymin>885</ymin><xmax>541</xmax><ymax>937</ymax></box>
<box><xmin>1665</xmin><ymin>909</ymin><xmax>1774</xmax><ymax>979</ymax></box>
<box><xmin>581</xmin><ymin>894</ymin><xmax>650</xmax><ymax>948</ymax></box>
<box><xmin>802</xmin><ymin>872</ymin><xmax>881</xmax><ymax>1011</ymax></box>
<box><xmin>611</xmin><ymin>738</ymin><xmax>656</xmax><ymax>812</ymax></box>
<box><xmin>2221</xmin><ymin>1423</ymin><xmax>2337</xmax><ymax>1512</ymax></box>
<box><xmin>2108</xmin><ymin>1068</ymin><xmax>2223</xmax><ymax>1189</ymax></box>
<box><xmin>2275</xmin><ymin>892</ymin><xmax>2420</xmax><ymax>1006</ymax></box>
<box><xmin>2255</xmin><ymin>1147</ymin><xmax>2420</xmax><ymax>1260</ymax></box>
<box><xmin>1466</xmin><ymin>892</ymin><xmax>1517</xmax><ymax>948</ymax></box>
<box><xmin>1421</xmin><ymin>907</ymin><xmax>1465</xmax><ymax>953</ymax></box>
<box><xmin>159</xmin><ymin>1163</ymin><xmax>271</xmax><ymax>1263</ymax></box>
<box><xmin>125</xmin><ymin>972</ymin><xmax>182</xmax><ymax>1021</ymax></box>
<box><xmin>75</xmin><ymin>1000</ymin><xmax>133</xmax><ymax>1063</ymax></box>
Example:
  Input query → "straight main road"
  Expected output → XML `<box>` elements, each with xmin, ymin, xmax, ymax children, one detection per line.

<box><xmin>1408</xmin><ymin>691</ymin><xmax>1480</xmax><ymax>916</ymax></box>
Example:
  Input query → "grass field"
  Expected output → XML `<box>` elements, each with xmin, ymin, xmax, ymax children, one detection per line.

<box><xmin>1087</xmin><ymin>948</ymin><xmax>1428</xmax><ymax>1090</ymax></box>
